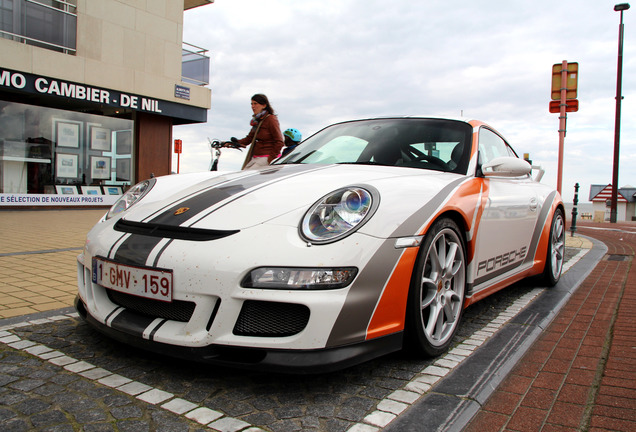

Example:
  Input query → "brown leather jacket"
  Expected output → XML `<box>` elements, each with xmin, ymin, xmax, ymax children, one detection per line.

<box><xmin>238</xmin><ymin>114</ymin><xmax>284</xmax><ymax>163</ymax></box>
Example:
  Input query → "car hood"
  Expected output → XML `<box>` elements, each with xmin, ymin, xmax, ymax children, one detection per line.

<box><xmin>119</xmin><ymin>164</ymin><xmax>467</xmax><ymax>239</ymax></box>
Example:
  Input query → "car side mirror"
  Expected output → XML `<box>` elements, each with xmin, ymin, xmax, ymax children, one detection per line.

<box><xmin>481</xmin><ymin>157</ymin><xmax>531</xmax><ymax>177</ymax></box>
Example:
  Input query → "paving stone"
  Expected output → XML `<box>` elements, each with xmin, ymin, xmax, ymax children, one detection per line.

<box><xmin>0</xmin><ymin>390</ymin><xmax>28</xmax><ymax>406</ymax></box>
<box><xmin>111</xmin><ymin>404</ymin><xmax>143</xmax><ymax>420</ymax></box>
<box><xmin>9</xmin><ymin>379</ymin><xmax>45</xmax><ymax>392</ymax></box>
<box><xmin>118</xmin><ymin>381</ymin><xmax>152</xmax><ymax>396</ymax></box>
<box><xmin>30</xmin><ymin>409</ymin><xmax>68</xmax><ymax>427</ymax></box>
<box><xmin>117</xmin><ymin>420</ymin><xmax>150</xmax><ymax>432</ymax></box>
<box><xmin>83</xmin><ymin>424</ymin><xmax>116</xmax><ymax>432</ymax></box>
<box><xmin>0</xmin><ymin>406</ymin><xmax>18</xmax><ymax>421</ymax></box>
<box><xmin>0</xmin><ymin>373</ymin><xmax>19</xmax><ymax>386</ymax></box>
<box><xmin>185</xmin><ymin>406</ymin><xmax>223</xmax><ymax>424</ymax></box>
<box><xmin>162</xmin><ymin>397</ymin><xmax>198</xmax><ymax>415</ymax></box>
<box><xmin>2</xmin><ymin>418</ymin><xmax>30</xmax><ymax>432</ymax></box>
<box><xmin>137</xmin><ymin>388</ymin><xmax>174</xmax><ymax>404</ymax></box>
<box><xmin>209</xmin><ymin>416</ymin><xmax>252</xmax><ymax>432</ymax></box>
<box><xmin>14</xmin><ymin>398</ymin><xmax>50</xmax><ymax>415</ymax></box>
<box><xmin>74</xmin><ymin>408</ymin><xmax>109</xmax><ymax>423</ymax></box>
<box><xmin>364</xmin><ymin>410</ymin><xmax>397</xmax><ymax>427</ymax></box>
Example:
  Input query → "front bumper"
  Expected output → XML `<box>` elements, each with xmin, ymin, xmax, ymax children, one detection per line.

<box><xmin>75</xmin><ymin>295</ymin><xmax>402</xmax><ymax>374</ymax></box>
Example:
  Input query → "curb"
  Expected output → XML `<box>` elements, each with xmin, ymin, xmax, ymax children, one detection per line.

<box><xmin>383</xmin><ymin>235</ymin><xmax>607</xmax><ymax>431</ymax></box>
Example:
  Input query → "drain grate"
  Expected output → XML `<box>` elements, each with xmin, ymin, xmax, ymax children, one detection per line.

<box><xmin>607</xmin><ymin>254</ymin><xmax>631</xmax><ymax>261</ymax></box>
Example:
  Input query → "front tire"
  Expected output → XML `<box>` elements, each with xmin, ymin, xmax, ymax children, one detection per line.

<box><xmin>406</xmin><ymin>218</ymin><xmax>466</xmax><ymax>357</ymax></box>
<box><xmin>542</xmin><ymin>208</ymin><xmax>565</xmax><ymax>286</ymax></box>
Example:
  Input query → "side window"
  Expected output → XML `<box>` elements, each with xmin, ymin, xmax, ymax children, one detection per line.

<box><xmin>478</xmin><ymin>128</ymin><xmax>517</xmax><ymax>165</ymax></box>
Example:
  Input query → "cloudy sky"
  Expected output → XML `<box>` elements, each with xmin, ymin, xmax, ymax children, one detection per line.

<box><xmin>174</xmin><ymin>0</ymin><xmax>636</xmax><ymax>203</ymax></box>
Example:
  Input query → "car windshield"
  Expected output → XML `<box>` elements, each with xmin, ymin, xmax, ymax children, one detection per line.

<box><xmin>274</xmin><ymin>118</ymin><xmax>473</xmax><ymax>174</ymax></box>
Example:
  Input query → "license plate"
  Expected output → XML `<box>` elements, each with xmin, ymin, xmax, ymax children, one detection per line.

<box><xmin>91</xmin><ymin>257</ymin><xmax>173</xmax><ymax>302</ymax></box>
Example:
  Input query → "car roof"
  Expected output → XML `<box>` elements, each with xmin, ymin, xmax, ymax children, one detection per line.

<box><xmin>333</xmin><ymin>115</ymin><xmax>487</xmax><ymax>126</ymax></box>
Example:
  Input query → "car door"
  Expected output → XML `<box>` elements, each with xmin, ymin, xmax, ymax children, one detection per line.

<box><xmin>471</xmin><ymin>127</ymin><xmax>539</xmax><ymax>290</ymax></box>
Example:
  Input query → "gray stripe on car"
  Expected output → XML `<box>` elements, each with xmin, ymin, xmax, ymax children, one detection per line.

<box><xmin>326</xmin><ymin>177</ymin><xmax>469</xmax><ymax>347</ymax></box>
<box><xmin>524</xmin><ymin>190</ymin><xmax>559</xmax><ymax>265</ymax></box>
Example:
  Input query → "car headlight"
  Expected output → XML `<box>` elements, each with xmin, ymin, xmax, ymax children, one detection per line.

<box><xmin>242</xmin><ymin>267</ymin><xmax>358</xmax><ymax>290</ymax></box>
<box><xmin>300</xmin><ymin>186</ymin><xmax>378</xmax><ymax>244</ymax></box>
<box><xmin>106</xmin><ymin>179</ymin><xmax>155</xmax><ymax>220</ymax></box>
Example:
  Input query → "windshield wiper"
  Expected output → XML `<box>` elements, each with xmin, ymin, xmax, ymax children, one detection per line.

<box><xmin>336</xmin><ymin>161</ymin><xmax>385</xmax><ymax>166</ymax></box>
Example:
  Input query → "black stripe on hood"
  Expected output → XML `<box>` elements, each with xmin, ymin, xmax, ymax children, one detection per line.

<box><xmin>148</xmin><ymin>164</ymin><xmax>318</xmax><ymax>226</ymax></box>
<box><xmin>112</xmin><ymin>164</ymin><xmax>321</xmax><ymax>266</ymax></box>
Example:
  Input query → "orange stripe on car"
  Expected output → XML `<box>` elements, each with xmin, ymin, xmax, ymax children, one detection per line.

<box><xmin>366</xmin><ymin>247</ymin><xmax>418</xmax><ymax>339</ymax></box>
<box><xmin>365</xmin><ymin>177</ymin><xmax>489</xmax><ymax>340</ymax></box>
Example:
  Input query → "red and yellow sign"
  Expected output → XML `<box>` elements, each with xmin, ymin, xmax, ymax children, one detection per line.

<box><xmin>549</xmin><ymin>99</ymin><xmax>579</xmax><ymax>113</ymax></box>
<box><xmin>551</xmin><ymin>62</ymin><xmax>578</xmax><ymax>100</ymax></box>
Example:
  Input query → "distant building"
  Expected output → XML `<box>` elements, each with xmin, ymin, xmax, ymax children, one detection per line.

<box><xmin>589</xmin><ymin>184</ymin><xmax>636</xmax><ymax>222</ymax></box>
<box><xmin>0</xmin><ymin>0</ymin><xmax>213</xmax><ymax>207</ymax></box>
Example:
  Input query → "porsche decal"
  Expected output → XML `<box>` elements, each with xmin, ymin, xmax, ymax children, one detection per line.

<box><xmin>476</xmin><ymin>246</ymin><xmax>528</xmax><ymax>277</ymax></box>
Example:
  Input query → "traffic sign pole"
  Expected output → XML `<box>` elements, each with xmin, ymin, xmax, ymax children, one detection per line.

<box><xmin>550</xmin><ymin>60</ymin><xmax>578</xmax><ymax>195</ymax></box>
<box><xmin>557</xmin><ymin>60</ymin><xmax>567</xmax><ymax>195</ymax></box>
<box><xmin>174</xmin><ymin>139</ymin><xmax>183</xmax><ymax>174</ymax></box>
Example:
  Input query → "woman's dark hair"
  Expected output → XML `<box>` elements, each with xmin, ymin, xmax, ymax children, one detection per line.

<box><xmin>252</xmin><ymin>93</ymin><xmax>276</xmax><ymax>115</ymax></box>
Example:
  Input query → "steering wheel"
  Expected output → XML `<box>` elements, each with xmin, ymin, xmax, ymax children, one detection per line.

<box><xmin>411</xmin><ymin>154</ymin><xmax>451</xmax><ymax>170</ymax></box>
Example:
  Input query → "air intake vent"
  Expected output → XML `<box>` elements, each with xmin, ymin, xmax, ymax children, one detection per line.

<box><xmin>107</xmin><ymin>289</ymin><xmax>195</xmax><ymax>322</ymax></box>
<box><xmin>233</xmin><ymin>301</ymin><xmax>310</xmax><ymax>337</ymax></box>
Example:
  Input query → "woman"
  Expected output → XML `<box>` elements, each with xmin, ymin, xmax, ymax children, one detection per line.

<box><xmin>228</xmin><ymin>94</ymin><xmax>284</xmax><ymax>170</ymax></box>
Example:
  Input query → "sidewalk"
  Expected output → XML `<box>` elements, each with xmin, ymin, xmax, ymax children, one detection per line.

<box><xmin>0</xmin><ymin>209</ymin><xmax>105</xmax><ymax>318</ymax></box>
<box><xmin>464</xmin><ymin>221</ymin><xmax>636</xmax><ymax>432</ymax></box>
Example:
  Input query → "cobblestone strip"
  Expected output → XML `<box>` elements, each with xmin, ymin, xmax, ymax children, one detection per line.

<box><xmin>0</xmin><ymin>313</ymin><xmax>265</xmax><ymax>432</ymax></box>
<box><xmin>346</xmin><ymin>287</ymin><xmax>546</xmax><ymax>431</ymax></box>
<box><xmin>561</xmin><ymin>248</ymin><xmax>588</xmax><ymax>274</ymax></box>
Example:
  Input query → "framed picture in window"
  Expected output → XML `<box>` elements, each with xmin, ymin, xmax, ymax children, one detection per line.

<box><xmin>116</xmin><ymin>158</ymin><xmax>131</xmax><ymax>181</ymax></box>
<box><xmin>56</xmin><ymin>153</ymin><xmax>78</xmax><ymax>178</ymax></box>
<box><xmin>56</xmin><ymin>122</ymin><xmax>80</xmax><ymax>148</ymax></box>
<box><xmin>55</xmin><ymin>185</ymin><xmax>78</xmax><ymax>195</ymax></box>
<box><xmin>81</xmin><ymin>185</ymin><xmax>102</xmax><ymax>195</ymax></box>
<box><xmin>115</xmin><ymin>130</ymin><xmax>132</xmax><ymax>155</ymax></box>
<box><xmin>91</xmin><ymin>156</ymin><xmax>111</xmax><ymax>179</ymax></box>
<box><xmin>104</xmin><ymin>186</ymin><xmax>122</xmax><ymax>195</ymax></box>
<box><xmin>90</xmin><ymin>126</ymin><xmax>111</xmax><ymax>151</ymax></box>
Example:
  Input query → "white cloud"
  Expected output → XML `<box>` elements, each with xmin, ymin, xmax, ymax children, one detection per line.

<box><xmin>174</xmin><ymin>0</ymin><xmax>636</xmax><ymax>203</ymax></box>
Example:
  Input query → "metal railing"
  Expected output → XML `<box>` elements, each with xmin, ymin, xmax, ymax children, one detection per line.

<box><xmin>182</xmin><ymin>41</ymin><xmax>210</xmax><ymax>86</ymax></box>
<box><xmin>0</xmin><ymin>0</ymin><xmax>77</xmax><ymax>54</ymax></box>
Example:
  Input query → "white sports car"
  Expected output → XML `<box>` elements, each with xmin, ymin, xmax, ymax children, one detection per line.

<box><xmin>76</xmin><ymin>117</ymin><xmax>565</xmax><ymax>373</ymax></box>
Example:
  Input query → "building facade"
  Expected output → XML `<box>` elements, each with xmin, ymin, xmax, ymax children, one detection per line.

<box><xmin>0</xmin><ymin>0</ymin><xmax>212</xmax><ymax>207</ymax></box>
<box><xmin>589</xmin><ymin>184</ymin><xmax>636</xmax><ymax>222</ymax></box>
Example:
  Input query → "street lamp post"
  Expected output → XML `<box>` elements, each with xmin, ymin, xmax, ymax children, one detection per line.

<box><xmin>611</xmin><ymin>3</ymin><xmax>630</xmax><ymax>223</ymax></box>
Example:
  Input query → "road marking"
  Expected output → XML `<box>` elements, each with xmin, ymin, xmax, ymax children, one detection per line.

<box><xmin>0</xmin><ymin>247</ymin><xmax>83</xmax><ymax>257</ymax></box>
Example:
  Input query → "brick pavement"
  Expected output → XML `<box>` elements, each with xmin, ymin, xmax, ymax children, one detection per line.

<box><xmin>0</xmin><ymin>210</ymin><xmax>105</xmax><ymax>318</ymax></box>
<box><xmin>464</xmin><ymin>222</ymin><xmax>636</xmax><ymax>432</ymax></box>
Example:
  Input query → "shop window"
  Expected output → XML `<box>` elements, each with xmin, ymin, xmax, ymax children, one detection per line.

<box><xmin>0</xmin><ymin>101</ymin><xmax>133</xmax><ymax>195</ymax></box>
